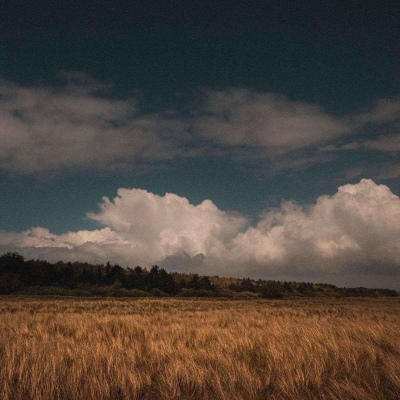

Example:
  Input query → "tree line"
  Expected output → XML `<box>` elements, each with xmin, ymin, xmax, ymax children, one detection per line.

<box><xmin>0</xmin><ymin>252</ymin><xmax>398</xmax><ymax>298</ymax></box>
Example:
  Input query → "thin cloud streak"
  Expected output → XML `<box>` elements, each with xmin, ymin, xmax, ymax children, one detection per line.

<box><xmin>364</xmin><ymin>134</ymin><xmax>400</xmax><ymax>152</ymax></box>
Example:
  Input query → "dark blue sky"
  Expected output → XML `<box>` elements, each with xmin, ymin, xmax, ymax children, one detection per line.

<box><xmin>1</xmin><ymin>0</ymin><xmax>400</xmax><ymax>287</ymax></box>
<box><xmin>1</xmin><ymin>0</ymin><xmax>399</xmax><ymax>231</ymax></box>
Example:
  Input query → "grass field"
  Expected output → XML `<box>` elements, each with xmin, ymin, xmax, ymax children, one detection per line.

<box><xmin>0</xmin><ymin>296</ymin><xmax>399</xmax><ymax>399</ymax></box>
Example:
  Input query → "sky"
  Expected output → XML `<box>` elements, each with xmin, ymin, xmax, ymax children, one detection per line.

<box><xmin>1</xmin><ymin>0</ymin><xmax>400</xmax><ymax>289</ymax></box>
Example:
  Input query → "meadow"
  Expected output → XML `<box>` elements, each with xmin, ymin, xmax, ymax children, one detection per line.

<box><xmin>0</xmin><ymin>296</ymin><xmax>399</xmax><ymax>399</ymax></box>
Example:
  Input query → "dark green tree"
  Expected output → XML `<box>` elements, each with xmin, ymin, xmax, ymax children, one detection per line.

<box><xmin>261</xmin><ymin>281</ymin><xmax>284</xmax><ymax>299</ymax></box>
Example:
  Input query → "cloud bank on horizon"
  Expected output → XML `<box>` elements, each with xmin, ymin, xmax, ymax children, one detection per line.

<box><xmin>1</xmin><ymin>179</ymin><xmax>399</xmax><ymax>289</ymax></box>
<box><xmin>1</xmin><ymin>74</ymin><xmax>400</xmax><ymax>176</ymax></box>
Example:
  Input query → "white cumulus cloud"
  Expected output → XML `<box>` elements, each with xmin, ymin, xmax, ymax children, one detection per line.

<box><xmin>229</xmin><ymin>179</ymin><xmax>400</xmax><ymax>273</ymax></box>
<box><xmin>87</xmin><ymin>188</ymin><xmax>248</xmax><ymax>265</ymax></box>
<box><xmin>1</xmin><ymin>179</ymin><xmax>400</xmax><ymax>288</ymax></box>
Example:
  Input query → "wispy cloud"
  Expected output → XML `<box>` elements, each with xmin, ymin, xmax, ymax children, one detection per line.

<box><xmin>364</xmin><ymin>133</ymin><xmax>400</xmax><ymax>152</ymax></box>
<box><xmin>355</xmin><ymin>98</ymin><xmax>400</xmax><ymax>125</ymax></box>
<box><xmin>193</xmin><ymin>88</ymin><xmax>351</xmax><ymax>154</ymax></box>
<box><xmin>0</xmin><ymin>73</ymin><xmax>182</xmax><ymax>174</ymax></box>
<box><xmin>1</xmin><ymin>74</ymin><xmax>399</xmax><ymax>175</ymax></box>
<box><xmin>320</xmin><ymin>142</ymin><xmax>361</xmax><ymax>152</ymax></box>
<box><xmin>1</xmin><ymin>179</ymin><xmax>399</xmax><ymax>288</ymax></box>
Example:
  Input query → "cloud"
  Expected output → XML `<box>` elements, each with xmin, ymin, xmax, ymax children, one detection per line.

<box><xmin>193</xmin><ymin>90</ymin><xmax>400</xmax><ymax>169</ymax></box>
<box><xmin>324</xmin><ymin>132</ymin><xmax>400</xmax><ymax>180</ymax></box>
<box><xmin>1</xmin><ymin>74</ymin><xmax>400</xmax><ymax>175</ymax></box>
<box><xmin>193</xmin><ymin>89</ymin><xmax>351</xmax><ymax>154</ymax></box>
<box><xmin>355</xmin><ymin>98</ymin><xmax>400</xmax><ymax>124</ymax></box>
<box><xmin>364</xmin><ymin>133</ymin><xmax>400</xmax><ymax>152</ymax></box>
<box><xmin>0</xmin><ymin>226</ymin><xmax>122</xmax><ymax>249</ymax></box>
<box><xmin>320</xmin><ymin>142</ymin><xmax>360</xmax><ymax>152</ymax></box>
<box><xmin>228</xmin><ymin>180</ymin><xmax>400</xmax><ymax>274</ymax></box>
<box><xmin>0</xmin><ymin>74</ymin><xmax>181</xmax><ymax>174</ymax></box>
<box><xmin>375</xmin><ymin>164</ymin><xmax>400</xmax><ymax>180</ymax></box>
<box><xmin>319</xmin><ymin>97</ymin><xmax>400</xmax><ymax>152</ymax></box>
<box><xmin>1</xmin><ymin>180</ymin><xmax>400</xmax><ymax>288</ymax></box>
<box><xmin>87</xmin><ymin>189</ymin><xmax>248</xmax><ymax>266</ymax></box>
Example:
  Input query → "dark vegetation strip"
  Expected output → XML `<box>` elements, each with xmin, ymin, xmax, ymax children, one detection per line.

<box><xmin>0</xmin><ymin>252</ymin><xmax>398</xmax><ymax>298</ymax></box>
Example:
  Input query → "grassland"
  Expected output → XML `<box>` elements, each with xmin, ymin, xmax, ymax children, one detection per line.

<box><xmin>0</xmin><ymin>296</ymin><xmax>399</xmax><ymax>399</ymax></box>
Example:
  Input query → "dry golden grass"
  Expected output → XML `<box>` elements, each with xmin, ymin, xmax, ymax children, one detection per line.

<box><xmin>0</xmin><ymin>296</ymin><xmax>399</xmax><ymax>400</ymax></box>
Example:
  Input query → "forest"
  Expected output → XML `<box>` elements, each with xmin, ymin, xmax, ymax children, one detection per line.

<box><xmin>0</xmin><ymin>252</ymin><xmax>398</xmax><ymax>298</ymax></box>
